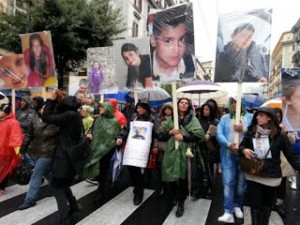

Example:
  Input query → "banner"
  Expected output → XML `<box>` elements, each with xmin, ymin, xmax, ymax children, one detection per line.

<box><xmin>0</xmin><ymin>54</ymin><xmax>27</xmax><ymax>90</ymax></box>
<box><xmin>148</xmin><ymin>3</ymin><xmax>195</xmax><ymax>83</ymax></box>
<box><xmin>86</xmin><ymin>47</ymin><xmax>118</xmax><ymax>95</ymax></box>
<box><xmin>214</xmin><ymin>8</ymin><xmax>272</xmax><ymax>83</ymax></box>
<box><xmin>123</xmin><ymin>121</ymin><xmax>153</xmax><ymax>168</ymax></box>
<box><xmin>20</xmin><ymin>31</ymin><xmax>57</xmax><ymax>87</ymax></box>
<box><xmin>113</xmin><ymin>37</ymin><xmax>152</xmax><ymax>90</ymax></box>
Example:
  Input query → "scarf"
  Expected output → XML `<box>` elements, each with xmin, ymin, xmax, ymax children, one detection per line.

<box><xmin>255</xmin><ymin>125</ymin><xmax>271</xmax><ymax>137</ymax></box>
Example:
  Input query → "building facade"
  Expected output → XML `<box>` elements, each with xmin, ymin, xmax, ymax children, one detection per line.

<box><xmin>268</xmin><ymin>32</ymin><xmax>295</xmax><ymax>98</ymax></box>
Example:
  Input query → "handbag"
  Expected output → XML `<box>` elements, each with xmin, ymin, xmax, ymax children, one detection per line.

<box><xmin>66</xmin><ymin>125</ymin><xmax>92</xmax><ymax>170</ymax></box>
<box><xmin>239</xmin><ymin>148</ymin><xmax>270</xmax><ymax>176</ymax></box>
<box><xmin>10</xmin><ymin>161</ymin><xmax>34</xmax><ymax>185</ymax></box>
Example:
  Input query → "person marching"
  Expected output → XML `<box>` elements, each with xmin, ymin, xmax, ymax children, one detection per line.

<box><xmin>159</xmin><ymin>98</ymin><xmax>204</xmax><ymax>217</ymax></box>
<box><xmin>115</xmin><ymin>101</ymin><xmax>159</xmax><ymax>206</ymax></box>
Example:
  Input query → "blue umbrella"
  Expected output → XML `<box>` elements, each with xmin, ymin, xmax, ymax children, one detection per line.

<box><xmin>242</xmin><ymin>94</ymin><xmax>265</xmax><ymax>110</ymax></box>
<box><xmin>104</xmin><ymin>90</ymin><xmax>132</xmax><ymax>104</ymax></box>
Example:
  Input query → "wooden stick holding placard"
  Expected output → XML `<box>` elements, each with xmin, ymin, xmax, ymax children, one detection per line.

<box><xmin>100</xmin><ymin>94</ymin><xmax>104</xmax><ymax>103</ymax></box>
<box><xmin>172</xmin><ymin>81</ymin><xmax>179</xmax><ymax>149</ymax></box>
<box><xmin>41</xmin><ymin>87</ymin><xmax>46</xmax><ymax>101</ymax></box>
<box><xmin>233</xmin><ymin>83</ymin><xmax>242</xmax><ymax>145</ymax></box>
<box><xmin>12</xmin><ymin>89</ymin><xmax>16</xmax><ymax>112</ymax></box>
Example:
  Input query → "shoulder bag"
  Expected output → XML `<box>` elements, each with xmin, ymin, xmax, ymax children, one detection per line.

<box><xmin>239</xmin><ymin>148</ymin><xmax>270</xmax><ymax>176</ymax></box>
<box><xmin>66</xmin><ymin>124</ymin><xmax>92</xmax><ymax>170</ymax></box>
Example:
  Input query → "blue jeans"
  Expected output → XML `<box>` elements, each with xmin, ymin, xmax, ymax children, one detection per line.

<box><xmin>221</xmin><ymin>152</ymin><xmax>246</xmax><ymax>214</ymax></box>
<box><xmin>24</xmin><ymin>157</ymin><xmax>52</xmax><ymax>205</ymax></box>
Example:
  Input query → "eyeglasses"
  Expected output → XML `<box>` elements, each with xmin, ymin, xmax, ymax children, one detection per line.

<box><xmin>155</xmin><ymin>36</ymin><xmax>187</xmax><ymax>48</ymax></box>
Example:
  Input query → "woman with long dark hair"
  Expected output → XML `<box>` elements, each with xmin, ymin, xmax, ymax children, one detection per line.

<box><xmin>159</xmin><ymin>98</ymin><xmax>204</xmax><ymax>217</ymax></box>
<box><xmin>239</xmin><ymin>107</ymin><xmax>300</xmax><ymax>225</ymax></box>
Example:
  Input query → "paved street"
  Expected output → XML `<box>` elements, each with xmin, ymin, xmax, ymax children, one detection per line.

<box><xmin>0</xmin><ymin>168</ymin><xmax>296</xmax><ymax>225</ymax></box>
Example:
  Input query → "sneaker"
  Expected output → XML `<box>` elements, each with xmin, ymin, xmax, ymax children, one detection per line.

<box><xmin>218</xmin><ymin>212</ymin><xmax>234</xmax><ymax>223</ymax></box>
<box><xmin>234</xmin><ymin>207</ymin><xmax>244</xmax><ymax>218</ymax></box>
<box><xmin>85</xmin><ymin>178</ymin><xmax>99</xmax><ymax>185</ymax></box>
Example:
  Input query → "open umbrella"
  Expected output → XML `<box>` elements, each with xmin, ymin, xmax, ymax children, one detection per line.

<box><xmin>104</xmin><ymin>90</ymin><xmax>131</xmax><ymax>104</ymax></box>
<box><xmin>127</xmin><ymin>86</ymin><xmax>172</xmax><ymax>108</ymax></box>
<box><xmin>176</xmin><ymin>80</ymin><xmax>227</xmax><ymax>104</ymax></box>
<box><xmin>261</xmin><ymin>98</ymin><xmax>282</xmax><ymax>109</ymax></box>
<box><xmin>242</xmin><ymin>94</ymin><xmax>265</xmax><ymax>110</ymax></box>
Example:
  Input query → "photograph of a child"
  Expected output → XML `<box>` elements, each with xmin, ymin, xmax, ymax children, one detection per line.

<box><xmin>0</xmin><ymin>54</ymin><xmax>28</xmax><ymax>89</ymax></box>
<box><xmin>282</xmin><ymin>68</ymin><xmax>300</xmax><ymax>131</ymax></box>
<box><xmin>131</xmin><ymin>126</ymin><xmax>147</xmax><ymax>140</ymax></box>
<box><xmin>21</xmin><ymin>31</ymin><xmax>56</xmax><ymax>87</ymax></box>
<box><xmin>148</xmin><ymin>3</ymin><xmax>195</xmax><ymax>82</ymax></box>
<box><xmin>252</xmin><ymin>137</ymin><xmax>271</xmax><ymax>159</ymax></box>
<box><xmin>87</xmin><ymin>47</ymin><xmax>118</xmax><ymax>94</ymax></box>
<box><xmin>214</xmin><ymin>8</ymin><xmax>271</xmax><ymax>83</ymax></box>
<box><xmin>113</xmin><ymin>37</ymin><xmax>153</xmax><ymax>90</ymax></box>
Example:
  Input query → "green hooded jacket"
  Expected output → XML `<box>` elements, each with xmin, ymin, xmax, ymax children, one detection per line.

<box><xmin>84</xmin><ymin>102</ymin><xmax>121</xmax><ymax>178</ymax></box>
<box><xmin>161</xmin><ymin>109</ymin><xmax>204</xmax><ymax>182</ymax></box>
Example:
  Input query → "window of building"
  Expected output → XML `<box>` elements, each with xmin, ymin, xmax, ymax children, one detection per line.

<box><xmin>132</xmin><ymin>21</ymin><xmax>139</xmax><ymax>37</ymax></box>
<box><xmin>134</xmin><ymin>0</ymin><xmax>142</xmax><ymax>13</ymax></box>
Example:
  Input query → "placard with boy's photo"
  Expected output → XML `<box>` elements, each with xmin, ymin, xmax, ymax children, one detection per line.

<box><xmin>148</xmin><ymin>3</ymin><xmax>195</xmax><ymax>83</ymax></box>
<box><xmin>252</xmin><ymin>137</ymin><xmax>271</xmax><ymax>159</ymax></box>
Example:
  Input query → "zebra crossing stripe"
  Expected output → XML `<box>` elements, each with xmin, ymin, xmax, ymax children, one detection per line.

<box><xmin>0</xmin><ymin>181</ymin><xmax>97</xmax><ymax>225</ymax></box>
<box><xmin>76</xmin><ymin>187</ymin><xmax>154</xmax><ymax>225</ymax></box>
<box><xmin>163</xmin><ymin>198</ymin><xmax>211</xmax><ymax>225</ymax></box>
<box><xmin>0</xmin><ymin>181</ymin><xmax>49</xmax><ymax>203</ymax></box>
<box><xmin>242</xmin><ymin>206</ymin><xmax>283</xmax><ymax>225</ymax></box>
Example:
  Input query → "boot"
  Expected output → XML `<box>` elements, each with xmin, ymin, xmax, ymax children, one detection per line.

<box><xmin>261</xmin><ymin>207</ymin><xmax>271</xmax><ymax>225</ymax></box>
<box><xmin>251</xmin><ymin>209</ymin><xmax>261</xmax><ymax>225</ymax></box>
<box><xmin>175</xmin><ymin>201</ymin><xmax>185</xmax><ymax>217</ymax></box>
<box><xmin>65</xmin><ymin>189</ymin><xmax>82</xmax><ymax>216</ymax></box>
<box><xmin>133</xmin><ymin>187</ymin><xmax>144</xmax><ymax>205</ymax></box>
<box><xmin>93</xmin><ymin>186</ymin><xmax>105</xmax><ymax>203</ymax></box>
<box><xmin>68</xmin><ymin>196</ymin><xmax>82</xmax><ymax>215</ymax></box>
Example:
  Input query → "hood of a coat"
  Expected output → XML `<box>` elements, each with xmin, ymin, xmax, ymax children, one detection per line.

<box><xmin>33</xmin><ymin>96</ymin><xmax>45</xmax><ymax>111</ymax></box>
<box><xmin>159</xmin><ymin>102</ymin><xmax>173</xmax><ymax>119</ymax></box>
<box><xmin>106</xmin><ymin>98</ymin><xmax>118</xmax><ymax>113</ymax></box>
<box><xmin>227</xmin><ymin>97</ymin><xmax>247</xmax><ymax>118</ymax></box>
<box><xmin>100</xmin><ymin>102</ymin><xmax>114</xmax><ymax>118</ymax></box>
<box><xmin>252</xmin><ymin>107</ymin><xmax>279</xmax><ymax>128</ymax></box>
<box><xmin>58</xmin><ymin>96</ymin><xmax>81</xmax><ymax>113</ymax></box>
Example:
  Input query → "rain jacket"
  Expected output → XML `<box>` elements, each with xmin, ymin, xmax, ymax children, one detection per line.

<box><xmin>160</xmin><ymin>102</ymin><xmax>205</xmax><ymax>182</ymax></box>
<box><xmin>106</xmin><ymin>98</ymin><xmax>127</xmax><ymax>127</ymax></box>
<box><xmin>0</xmin><ymin>111</ymin><xmax>23</xmax><ymax>183</ymax></box>
<box><xmin>216</xmin><ymin>97</ymin><xmax>253</xmax><ymax>166</ymax></box>
<box><xmin>84</xmin><ymin>102</ymin><xmax>121</xmax><ymax>178</ymax></box>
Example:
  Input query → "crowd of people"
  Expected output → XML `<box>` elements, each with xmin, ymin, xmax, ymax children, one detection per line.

<box><xmin>1</xmin><ymin>87</ymin><xmax>300</xmax><ymax>225</ymax></box>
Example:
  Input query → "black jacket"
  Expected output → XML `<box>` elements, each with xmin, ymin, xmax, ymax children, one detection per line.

<box><xmin>42</xmin><ymin>97</ymin><xmax>82</xmax><ymax>179</ymax></box>
<box><xmin>239</xmin><ymin>131</ymin><xmax>300</xmax><ymax>178</ymax></box>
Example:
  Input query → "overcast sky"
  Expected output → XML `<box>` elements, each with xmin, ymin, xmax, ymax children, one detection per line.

<box><xmin>194</xmin><ymin>0</ymin><xmax>300</xmax><ymax>62</ymax></box>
